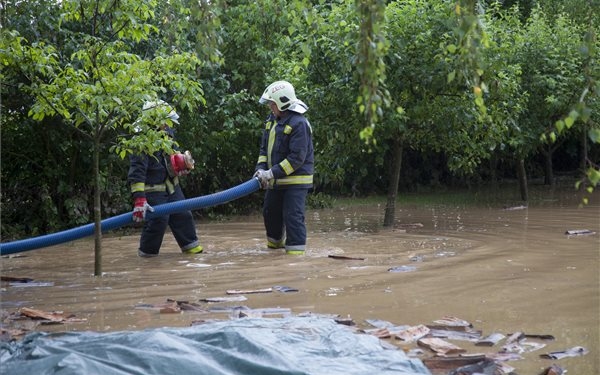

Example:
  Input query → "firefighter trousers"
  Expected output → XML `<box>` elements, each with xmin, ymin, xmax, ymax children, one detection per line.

<box><xmin>139</xmin><ymin>186</ymin><xmax>199</xmax><ymax>255</ymax></box>
<box><xmin>263</xmin><ymin>188</ymin><xmax>308</xmax><ymax>251</ymax></box>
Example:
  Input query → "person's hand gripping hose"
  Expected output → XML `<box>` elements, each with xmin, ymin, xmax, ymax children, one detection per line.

<box><xmin>253</xmin><ymin>169</ymin><xmax>273</xmax><ymax>189</ymax></box>
<box><xmin>133</xmin><ymin>197</ymin><xmax>154</xmax><ymax>222</ymax></box>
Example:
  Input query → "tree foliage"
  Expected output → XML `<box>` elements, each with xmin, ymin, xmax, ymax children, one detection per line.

<box><xmin>1</xmin><ymin>0</ymin><xmax>597</xmax><ymax>263</ymax></box>
<box><xmin>1</xmin><ymin>0</ymin><xmax>205</xmax><ymax>274</ymax></box>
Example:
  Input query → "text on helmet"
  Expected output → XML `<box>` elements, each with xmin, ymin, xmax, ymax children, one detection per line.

<box><xmin>271</xmin><ymin>84</ymin><xmax>287</xmax><ymax>94</ymax></box>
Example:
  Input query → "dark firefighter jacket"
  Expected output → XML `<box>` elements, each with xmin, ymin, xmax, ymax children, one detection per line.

<box><xmin>128</xmin><ymin>150</ymin><xmax>181</xmax><ymax>199</ymax></box>
<box><xmin>255</xmin><ymin>111</ymin><xmax>314</xmax><ymax>189</ymax></box>
<box><xmin>128</xmin><ymin>127</ymin><xmax>180</xmax><ymax>198</ymax></box>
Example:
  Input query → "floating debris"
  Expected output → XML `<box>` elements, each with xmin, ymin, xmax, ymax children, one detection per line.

<box><xmin>359</xmin><ymin>316</ymin><xmax>578</xmax><ymax>374</ymax></box>
<box><xmin>409</xmin><ymin>255</ymin><xmax>426</xmax><ymax>262</ymax></box>
<box><xmin>159</xmin><ymin>299</ymin><xmax>208</xmax><ymax>312</ymax></box>
<box><xmin>334</xmin><ymin>316</ymin><xmax>355</xmax><ymax>326</ymax></box>
<box><xmin>17</xmin><ymin>307</ymin><xmax>86</xmax><ymax>324</ymax></box>
<box><xmin>134</xmin><ymin>300</ymin><xmax>180</xmax><ymax>314</ymax></box>
<box><xmin>297</xmin><ymin>311</ymin><xmax>354</xmax><ymax>326</ymax></box>
<box><xmin>177</xmin><ymin>303</ymin><xmax>208</xmax><ymax>312</ymax></box>
<box><xmin>395</xmin><ymin>324</ymin><xmax>430</xmax><ymax>342</ymax></box>
<box><xmin>362</xmin><ymin>327</ymin><xmax>393</xmax><ymax>339</ymax></box>
<box><xmin>486</xmin><ymin>352</ymin><xmax>523</xmax><ymax>362</ymax></box>
<box><xmin>2</xmin><ymin>276</ymin><xmax>54</xmax><ymax>288</ymax></box>
<box><xmin>502</xmin><ymin>337</ymin><xmax>547</xmax><ymax>354</ymax></box>
<box><xmin>0</xmin><ymin>327</ymin><xmax>31</xmax><ymax>342</ymax></box>
<box><xmin>448</xmin><ymin>358</ymin><xmax>501</xmax><ymax>375</ymax></box>
<box><xmin>232</xmin><ymin>307</ymin><xmax>292</xmax><ymax>319</ymax></box>
<box><xmin>388</xmin><ymin>265</ymin><xmax>417</xmax><ymax>273</ymax></box>
<box><xmin>502</xmin><ymin>331</ymin><xmax>524</xmax><ymax>347</ymax></box>
<box><xmin>207</xmin><ymin>305</ymin><xmax>249</xmax><ymax>313</ymax></box>
<box><xmin>430</xmin><ymin>316</ymin><xmax>473</xmax><ymax>330</ymax></box>
<box><xmin>328</xmin><ymin>255</ymin><xmax>365</xmax><ymax>261</ymax></box>
<box><xmin>539</xmin><ymin>364</ymin><xmax>565</xmax><ymax>375</ymax></box>
<box><xmin>417</xmin><ymin>337</ymin><xmax>466</xmax><ymax>355</ymax></box>
<box><xmin>364</xmin><ymin>318</ymin><xmax>398</xmax><ymax>329</ymax></box>
<box><xmin>272</xmin><ymin>285</ymin><xmax>299</xmax><ymax>293</ymax></box>
<box><xmin>1</xmin><ymin>276</ymin><xmax>34</xmax><ymax>283</ymax></box>
<box><xmin>9</xmin><ymin>282</ymin><xmax>54</xmax><ymax>288</ymax></box>
<box><xmin>201</xmin><ymin>296</ymin><xmax>248</xmax><ymax>303</ymax></box>
<box><xmin>564</xmin><ymin>229</ymin><xmax>596</xmax><ymax>236</ymax></box>
<box><xmin>406</xmin><ymin>348</ymin><xmax>426</xmax><ymax>357</ymax></box>
<box><xmin>540</xmin><ymin>346</ymin><xmax>589</xmax><ymax>359</ymax></box>
<box><xmin>475</xmin><ymin>332</ymin><xmax>505</xmax><ymax>346</ymax></box>
<box><xmin>226</xmin><ymin>288</ymin><xmax>273</xmax><ymax>295</ymax></box>
<box><xmin>429</xmin><ymin>329</ymin><xmax>482</xmax><ymax>342</ymax></box>
<box><xmin>422</xmin><ymin>354</ymin><xmax>487</xmax><ymax>373</ymax></box>
<box><xmin>189</xmin><ymin>318</ymin><xmax>224</xmax><ymax>326</ymax></box>
<box><xmin>524</xmin><ymin>333</ymin><xmax>555</xmax><ymax>341</ymax></box>
<box><xmin>362</xmin><ymin>319</ymin><xmax>410</xmax><ymax>338</ymax></box>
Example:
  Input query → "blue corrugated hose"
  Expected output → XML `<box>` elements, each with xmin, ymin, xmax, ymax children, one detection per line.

<box><xmin>0</xmin><ymin>178</ymin><xmax>260</xmax><ymax>256</ymax></box>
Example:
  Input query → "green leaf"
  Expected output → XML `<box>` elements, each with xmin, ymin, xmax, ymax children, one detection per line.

<box><xmin>564</xmin><ymin>116</ymin><xmax>575</xmax><ymax>129</ymax></box>
<box><xmin>588</xmin><ymin>128</ymin><xmax>600</xmax><ymax>143</ymax></box>
<box><xmin>447</xmin><ymin>70</ymin><xmax>456</xmax><ymax>83</ymax></box>
<box><xmin>589</xmin><ymin>169</ymin><xmax>600</xmax><ymax>185</ymax></box>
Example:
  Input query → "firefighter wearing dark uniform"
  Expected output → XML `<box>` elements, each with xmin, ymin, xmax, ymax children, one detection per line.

<box><xmin>128</xmin><ymin>101</ymin><xmax>203</xmax><ymax>257</ymax></box>
<box><xmin>254</xmin><ymin>81</ymin><xmax>314</xmax><ymax>255</ymax></box>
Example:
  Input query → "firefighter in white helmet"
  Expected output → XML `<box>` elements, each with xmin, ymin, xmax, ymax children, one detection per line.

<box><xmin>254</xmin><ymin>81</ymin><xmax>314</xmax><ymax>255</ymax></box>
<box><xmin>128</xmin><ymin>100</ymin><xmax>203</xmax><ymax>257</ymax></box>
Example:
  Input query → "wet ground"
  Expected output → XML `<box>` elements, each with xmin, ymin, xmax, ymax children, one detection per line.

<box><xmin>1</xmin><ymin>187</ymin><xmax>599</xmax><ymax>374</ymax></box>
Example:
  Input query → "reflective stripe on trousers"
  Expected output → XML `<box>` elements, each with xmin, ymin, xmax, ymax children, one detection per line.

<box><xmin>263</xmin><ymin>188</ymin><xmax>308</xmax><ymax>249</ymax></box>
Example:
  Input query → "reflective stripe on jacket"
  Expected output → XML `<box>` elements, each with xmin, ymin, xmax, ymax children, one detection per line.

<box><xmin>255</xmin><ymin>112</ymin><xmax>314</xmax><ymax>190</ymax></box>
<box><xmin>128</xmin><ymin>152</ymin><xmax>179</xmax><ymax>198</ymax></box>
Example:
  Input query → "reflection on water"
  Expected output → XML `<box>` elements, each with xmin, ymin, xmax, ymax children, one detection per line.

<box><xmin>1</xmin><ymin>192</ymin><xmax>599</xmax><ymax>374</ymax></box>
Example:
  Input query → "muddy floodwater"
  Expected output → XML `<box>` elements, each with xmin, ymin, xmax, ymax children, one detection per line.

<box><xmin>1</xmin><ymin>188</ymin><xmax>599</xmax><ymax>374</ymax></box>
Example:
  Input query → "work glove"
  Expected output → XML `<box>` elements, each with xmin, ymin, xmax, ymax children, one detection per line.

<box><xmin>133</xmin><ymin>197</ymin><xmax>154</xmax><ymax>222</ymax></box>
<box><xmin>253</xmin><ymin>169</ymin><xmax>273</xmax><ymax>189</ymax></box>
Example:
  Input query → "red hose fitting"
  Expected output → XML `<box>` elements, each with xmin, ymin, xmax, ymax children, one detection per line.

<box><xmin>170</xmin><ymin>151</ymin><xmax>195</xmax><ymax>176</ymax></box>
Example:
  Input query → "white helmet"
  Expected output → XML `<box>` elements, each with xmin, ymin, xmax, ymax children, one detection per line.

<box><xmin>259</xmin><ymin>81</ymin><xmax>308</xmax><ymax>114</ymax></box>
<box><xmin>143</xmin><ymin>100</ymin><xmax>179</xmax><ymax>124</ymax></box>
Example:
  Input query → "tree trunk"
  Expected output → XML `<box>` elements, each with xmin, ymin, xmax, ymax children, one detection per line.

<box><xmin>489</xmin><ymin>151</ymin><xmax>498</xmax><ymax>190</ymax></box>
<box><xmin>93</xmin><ymin>136</ymin><xmax>102</xmax><ymax>276</ymax></box>
<box><xmin>544</xmin><ymin>151</ymin><xmax>554</xmax><ymax>186</ymax></box>
<box><xmin>517</xmin><ymin>158</ymin><xmax>528</xmax><ymax>202</ymax></box>
<box><xmin>580</xmin><ymin>125</ymin><xmax>588</xmax><ymax>176</ymax></box>
<box><xmin>383</xmin><ymin>139</ymin><xmax>403</xmax><ymax>227</ymax></box>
